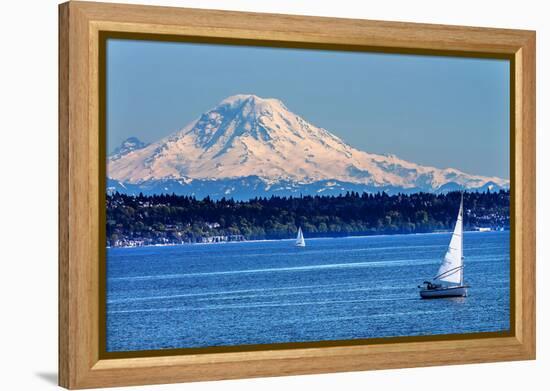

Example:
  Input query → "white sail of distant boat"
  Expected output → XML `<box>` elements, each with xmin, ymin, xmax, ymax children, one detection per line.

<box><xmin>418</xmin><ymin>194</ymin><xmax>468</xmax><ymax>298</ymax></box>
<box><xmin>295</xmin><ymin>227</ymin><xmax>306</xmax><ymax>247</ymax></box>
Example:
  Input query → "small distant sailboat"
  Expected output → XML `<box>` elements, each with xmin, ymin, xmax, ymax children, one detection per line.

<box><xmin>418</xmin><ymin>194</ymin><xmax>468</xmax><ymax>298</ymax></box>
<box><xmin>295</xmin><ymin>227</ymin><xmax>306</xmax><ymax>247</ymax></box>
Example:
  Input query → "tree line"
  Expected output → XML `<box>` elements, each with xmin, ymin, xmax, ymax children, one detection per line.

<box><xmin>106</xmin><ymin>190</ymin><xmax>509</xmax><ymax>247</ymax></box>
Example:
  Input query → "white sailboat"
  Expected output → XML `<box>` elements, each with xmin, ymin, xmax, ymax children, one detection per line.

<box><xmin>418</xmin><ymin>194</ymin><xmax>468</xmax><ymax>298</ymax></box>
<box><xmin>295</xmin><ymin>227</ymin><xmax>306</xmax><ymax>247</ymax></box>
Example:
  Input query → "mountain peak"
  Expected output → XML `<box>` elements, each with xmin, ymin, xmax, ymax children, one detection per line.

<box><xmin>214</xmin><ymin>94</ymin><xmax>288</xmax><ymax>118</ymax></box>
<box><xmin>175</xmin><ymin>93</ymin><xmax>301</xmax><ymax>153</ymax></box>
<box><xmin>219</xmin><ymin>94</ymin><xmax>283</xmax><ymax>107</ymax></box>
<box><xmin>110</xmin><ymin>137</ymin><xmax>149</xmax><ymax>161</ymax></box>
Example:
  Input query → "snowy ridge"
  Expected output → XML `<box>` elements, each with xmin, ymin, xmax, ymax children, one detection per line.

<box><xmin>108</xmin><ymin>94</ymin><xmax>508</xmax><ymax>197</ymax></box>
<box><xmin>109</xmin><ymin>136</ymin><xmax>149</xmax><ymax>161</ymax></box>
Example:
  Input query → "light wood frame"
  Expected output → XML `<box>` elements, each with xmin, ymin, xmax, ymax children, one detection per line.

<box><xmin>59</xmin><ymin>1</ymin><xmax>536</xmax><ymax>389</ymax></box>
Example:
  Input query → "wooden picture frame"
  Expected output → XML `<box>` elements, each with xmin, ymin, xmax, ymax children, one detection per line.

<box><xmin>59</xmin><ymin>1</ymin><xmax>536</xmax><ymax>389</ymax></box>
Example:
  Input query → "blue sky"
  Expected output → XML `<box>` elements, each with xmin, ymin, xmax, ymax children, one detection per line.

<box><xmin>107</xmin><ymin>39</ymin><xmax>510</xmax><ymax>179</ymax></box>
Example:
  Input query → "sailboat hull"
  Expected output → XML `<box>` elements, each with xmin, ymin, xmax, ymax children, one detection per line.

<box><xmin>419</xmin><ymin>286</ymin><xmax>467</xmax><ymax>299</ymax></box>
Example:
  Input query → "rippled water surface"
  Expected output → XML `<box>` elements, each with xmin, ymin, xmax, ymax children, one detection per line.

<box><xmin>106</xmin><ymin>231</ymin><xmax>510</xmax><ymax>352</ymax></box>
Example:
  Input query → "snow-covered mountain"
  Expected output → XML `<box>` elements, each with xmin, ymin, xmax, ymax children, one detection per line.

<box><xmin>109</xmin><ymin>136</ymin><xmax>149</xmax><ymax>161</ymax></box>
<box><xmin>107</xmin><ymin>94</ymin><xmax>508</xmax><ymax>199</ymax></box>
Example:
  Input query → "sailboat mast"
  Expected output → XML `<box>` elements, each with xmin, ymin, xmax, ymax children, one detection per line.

<box><xmin>460</xmin><ymin>192</ymin><xmax>464</xmax><ymax>285</ymax></box>
<box><xmin>420</xmin><ymin>192</ymin><xmax>468</xmax><ymax>297</ymax></box>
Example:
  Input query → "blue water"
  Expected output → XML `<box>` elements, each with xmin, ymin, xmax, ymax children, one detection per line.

<box><xmin>106</xmin><ymin>231</ymin><xmax>510</xmax><ymax>352</ymax></box>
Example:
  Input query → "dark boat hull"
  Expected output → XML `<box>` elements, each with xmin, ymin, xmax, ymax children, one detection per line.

<box><xmin>419</xmin><ymin>285</ymin><xmax>467</xmax><ymax>299</ymax></box>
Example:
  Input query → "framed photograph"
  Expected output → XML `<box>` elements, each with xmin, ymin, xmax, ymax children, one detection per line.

<box><xmin>59</xmin><ymin>1</ymin><xmax>536</xmax><ymax>389</ymax></box>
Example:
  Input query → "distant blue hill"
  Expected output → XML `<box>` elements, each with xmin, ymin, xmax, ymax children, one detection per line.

<box><xmin>107</xmin><ymin>176</ymin><xmax>507</xmax><ymax>201</ymax></box>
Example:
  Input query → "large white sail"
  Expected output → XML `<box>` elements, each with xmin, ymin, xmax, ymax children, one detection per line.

<box><xmin>434</xmin><ymin>195</ymin><xmax>463</xmax><ymax>285</ymax></box>
<box><xmin>295</xmin><ymin>227</ymin><xmax>306</xmax><ymax>247</ymax></box>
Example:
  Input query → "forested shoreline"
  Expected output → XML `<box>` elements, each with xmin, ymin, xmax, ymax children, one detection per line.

<box><xmin>106</xmin><ymin>190</ymin><xmax>509</xmax><ymax>247</ymax></box>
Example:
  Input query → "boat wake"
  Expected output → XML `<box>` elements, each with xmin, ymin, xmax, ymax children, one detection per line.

<box><xmin>110</xmin><ymin>258</ymin><xmax>439</xmax><ymax>282</ymax></box>
<box><xmin>108</xmin><ymin>295</ymin><xmax>417</xmax><ymax>314</ymax></box>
